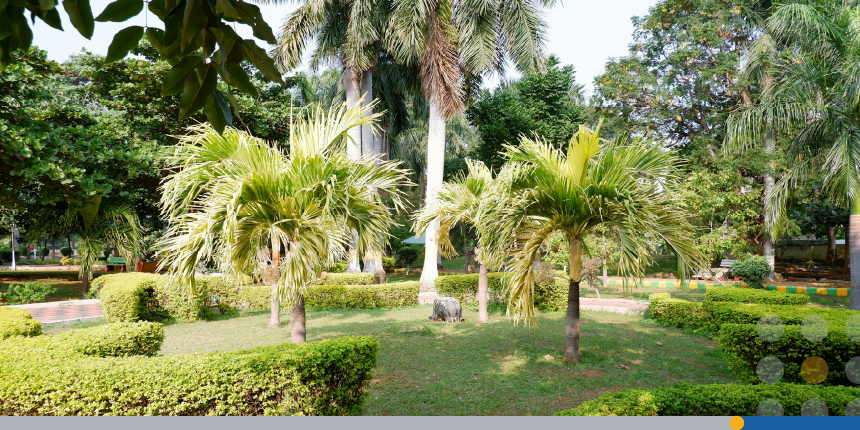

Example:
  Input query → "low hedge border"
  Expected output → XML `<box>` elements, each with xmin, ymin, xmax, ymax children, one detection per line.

<box><xmin>0</xmin><ymin>330</ymin><xmax>378</xmax><ymax>415</ymax></box>
<box><xmin>704</xmin><ymin>301</ymin><xmax>856</xmax><ymax>333</ymax></box>
<box><xmin>0</xmin><ymin>307</ymin><xmax>42</xmax><ymax>339</ymax></box>
<box><xmin>556</xmin><ymin>383</ymin><xmax>860</xmax><ymax>416</ymax></box>
<box><xmin>305</xmin><ymin>282</ymin><xmax>419</xmax><ymax>308</ymax></box>
<box><xmin>316</xmin><ymin>273</ymin><xmax>374</xmax><ymax>285</ymax></box>
<box><xmin>705</xmin><ymin>287</ymin><xmax>810</xmax><ymax>306</ymax></box>
<box><xmin>434</xmin><ymin>273</ymin><xmax>569</xmax><ymax>311</ymax></box>
<box><xmin>648</xmin><ymin>294</ymin><xmax>708</xmax><ymax>330</ymax></box>
<box><xmin>719</xmin><ymin>323</ymin><xmax>860</xmax><ymax>385</ymax></box>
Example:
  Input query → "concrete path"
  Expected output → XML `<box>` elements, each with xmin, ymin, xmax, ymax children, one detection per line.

<box><xmin>10</xmin><ymin>299</ymin><xmax>104</xmax><ymax>326</ymax></box>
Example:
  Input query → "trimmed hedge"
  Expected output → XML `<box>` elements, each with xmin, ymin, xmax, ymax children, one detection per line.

<box><xmin>704</xmin><ymin>302</ymin><xmax>855</xmax><ymax>332</ymax></box>
<box><xmin>556</xmin><ymin>383</ymin><xmax>860</xmax><ymax>416</ymax></box>
<box><xmin>719</xmin><ymin>323</ymin><xmax>860</xmax><ymax>385</ymax></box>
<box><xmin>705</xmin><ymin>287</ymin><xmax>810</xmax><ymax>306</ymax></box>
<box><xmin>0</xmin><ymin>333</ymin><xmax>378</xmax><ymax>415</ymax></box>
<box><xmin>435</xmin><ymin>272</ymin><xmax>571</xmax><ymax>310</ymax></box>
<box><xmin>305</xmin><ymin>282</ymin><xmax>419</xmax><ymax>308</ymax></box>
<box><xmin>648</xmin><ymin>294</ymin><xmax>707</xmax><ymax>330</ymax></box>
<box><xmin>57</xmin><ymin>322</ymin><xmax>165</xmax><ymax>357</ymax></box>
<box><xmin>0</xmin><ymin>307</ymin><xmax>41</xmax><ymax>339</ymax></box>
<box><xmin>315</xmin><ymin>273</ymin><xmax>374</xmax><ymax>285</ymax></box>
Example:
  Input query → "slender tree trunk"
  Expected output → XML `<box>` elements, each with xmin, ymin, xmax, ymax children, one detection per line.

<box><xmin>344</xmin><ymin>67</ymin><xmax>362</xmax><ymax>273</ymax></box>
<box><xmin>763</xmin><ymin>130</ymin><xmax>776</xmax><ymax>278</ymax></box>
<box><xmin>602</xmin><ymin>258</ymin><xmax>608</xmax><ymax>292</ymax></box>
<box><xmin>478</xmin><ymin>262</ymin><xmax>489</xmax><ymax>323</ymax></box>
<box><xmin>67</xmin><ymin>234</ymin><xmax>72</xmax><ymax>252</ymax></box>
<box><xmin>845</xmin><ymin>229</ymin><xmax>850</xmax><ymax>272</ymax></box>
<box><xmin>827</xmin><ymin>226</ymin><xmax>837</xmax><ymax>266</ymax></box>
<box><xmin>268</xmin><ymin>238</ymin><xmax>281</xmax><ymax>328</ymax></box>
<box><xmin>849</xmin><ymin>197</ymin><xmax>860</xmax><ymax>311</ymax></box>
<box><xmin>291</xmin><ymin>296</ymin><xmax>307</xmax><ymax>343</ymax></box>
<box><xmin>564</xmin><ymin>236</ymin><xmax>582</xmax><ymax>363</ymax></box>
<box><xmin>419</xmin><ymin>96</ymin><xmax>445</xmax><ymax>293</ymax></box>
<box><xmin>81</xmin><ymin>276</ymin><xmax>90</xmax><ymax>298</ymax></box>
<box><xmin>419</xmin><ymin>173</ymin><xmax>427</xmax><ymax>207</ymax></box>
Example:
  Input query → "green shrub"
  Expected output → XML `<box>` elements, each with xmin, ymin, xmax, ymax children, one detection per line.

<box><xmin>557</xmin><ymin>383</ymin><xmax>860</xmax><ymax>416</ymax></box>
<box><xmin>719</xmin><ymin>323</ymin><xmax>860</xmax><ymax>385</ymax></box>
<box><xmin>434</xmin><ymin>272</ymin><xmax>509</xmax><ymax>304</ymax></box>
<box><xmin>395</xmin><ymin>247</ymin><xmax>419</xmax><ymax>267</ymax></box>
<box><xmin>704</xmin><ymin>301</ymin><xmax>855</xmax><ymax>332</ymax></box>
<box><xmin>327</xmin><ymin>261</ymin><xmax>348</xmax><ymax>273</ymax></box>
<box><xmin>305</xmin><ymin>282</ymin><xmax>419</xmax><ymax>308</ymax></box>
<box><xmin>0</xmin><ymin>281</ymin><xmax>56</xmax><ymax>304</ymax></box>
<box><xmin>237</xmin><ymin>285</ymin><xmax>272</xmax><ymax>310</ymax></box>
<box><xmin>56</xmin><ymin>322</ymin><xmax>165</xmax><ymax>357</ymax></box>
<box><xmin>60</xmin><ymin>256</ymin><xmax>79</xmax><ymax>265</ymax></box>
<box><xmin>534</xmin><ymin>277</ymin><xmax>569</xmax><ymax>312</ymax></box>
<box><xmin>648</xmin><ymin>294</ymin><xmax>708</xmax><ymax>329</ymax></box>
<box><xmin>0</xmin><ymin>307</ymin><xmax>41</xmax><ymax>339</ymax></box>
<box><xmin>97</xmin><ymin>273</ymin><xmax>167</xmax><ymax>322</ymax></box>
<box><xmin>731</xmin><ymin>254</ymin><xmax>771</xmax><ymax>288</ymax></box>
<box><xmin>382</xmin><ymin>257</ymin><xmax>395</xmax><ymax>272</ymax></box>
<box><xmin>38</xmin><ymin>247</ymin><xmax>49</xmax><ymax>258</ymax></box>
<box><xmin>705</xmin><ymin>287</ymin><xmax>809</xmax><ymax>305</ymax></box>
<box><xmin>316</xmin><ymin>273</ymin><xmax>374</xmax><ymax>285</ymax></box>
<box><xmin>0</xmin><ymin>247</ymin><xmax>12</xmax><ymax>262</ymax></box>
<box><xmin>60</xmin><ymin>246</ymin><xmax>72</xmax><ymax>257</ymax></box>
<box><xmin>0</xmin><ymin>334</ymin><xmax>379</xmax><ymax>415</ymax></box>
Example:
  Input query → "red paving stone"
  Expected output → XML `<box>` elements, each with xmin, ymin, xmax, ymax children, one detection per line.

<box><xmin>10</xmin><ymin>299</ymin><xmax>104</xmax><ymax>325</ymax></box>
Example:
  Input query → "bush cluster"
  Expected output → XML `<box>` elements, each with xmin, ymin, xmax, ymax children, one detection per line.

<box><xmin>382</xmin><ymin>257</ymin><xmax>395</xmax><ymax>272</ymax></box>
<box><xmin>648</xmin><ymin>294</ymin><xmax>708</xmax><ymax>330</ymax></box>
<box><xmin>0</xmin><ymin>281</ymin><xmax>56</xmax><ymax>304</ymax></box>
<box><xmin>731</xmin><ymin>254</ymin><xmax>772</xmax><ymax>288</ymax></box>
<box><xmin>0</xmin><ymin>325</ymin><xmax>379</xmax><ymax>416</ymax></box>
<box><xmin>705</xmin><ymin>287</ymin><xmax>810</xmax><ymax>306</ymax></box>
<box><xmin>305</xmin><ymin>282</ymin><xmax>419</xmax><ymax>308</ymax></box>
<box><xmin>327</xmin><ymin>261</ymin><xmax>348</xmax><ymax>273</ymax></box>
<box><xmin>316</xmin><ymin>273</ymin><xmax>374</xmax><ymax>285</ymax></box>
<box><xmin>704</xmin><ymin>302</ymin><xmax>855</xmax><ymax>332</ymax></box>
<box><xmin>395</xmin><ymin>247</ymin><xmax>419</xmax><ymax>267</ymax></box>
<box><xmin>0</xmin><ymin>247</ymin><xmax>12</xmax><ymax>262</ymax></box>
<box><xmin>434</xmin><ymin>272</ymin><xmax>570</xmax><ymax>310</ymax></box>
<box><xmin>60</xmin><ymin>246</ymin><xmax>72</xmax><ymax>257</ymax></box>
<box><xmin>0</xmin><ymin>307</ymin><xmax>42</xmax><ymax>339</ymax></box>
<box><xmin>556</xmin><ymin>383</ymin><xmax>860</xmax><ymax>416</ymax></box>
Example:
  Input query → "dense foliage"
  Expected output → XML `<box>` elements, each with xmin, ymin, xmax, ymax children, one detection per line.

<box><xmin>0</xmin><ymin>307</ymin><xmax>42</xmax><ymax>339</ymax></box>
<box><xmin>557</xmin><ymin>383</ymin><xmax>860</xmax><ymax>416</ymax></box>
<box><xmin>731</xmin><ymin>254</ymin><xmax>772</xmax><ymax>288</ymax></box>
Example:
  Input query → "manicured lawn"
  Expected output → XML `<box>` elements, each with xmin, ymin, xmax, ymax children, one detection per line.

<box><xmin>49</xmin><ymin>306</ymin><xmax>735</xmax><ymax>415</ymax></box>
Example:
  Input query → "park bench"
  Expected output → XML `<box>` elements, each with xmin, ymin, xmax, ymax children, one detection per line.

<box><xmin>692</xmin><ymin>259</ymin><xmax>735</xmax><ymax>280</ymax></box>
<box><xmin>106</xmin><ymin>256</ymin><xmax>126</xmax><ymax>272</ymax></box>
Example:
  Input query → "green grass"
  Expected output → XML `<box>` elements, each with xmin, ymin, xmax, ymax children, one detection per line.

<box><xmin>49</xmin><ymin>306</ymin><xmax>734</xmax><ymax>415</ymax></box>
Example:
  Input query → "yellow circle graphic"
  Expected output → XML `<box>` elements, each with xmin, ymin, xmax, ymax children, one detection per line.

<box><xmin>730</xmin><ymin>415</ymin><xmax>744</xmax><ymax>430</ymax></box>
<box><xmin>801</xmin><ymin>356</ymin><xmax>829</xmax><ymax>384</ymax></box>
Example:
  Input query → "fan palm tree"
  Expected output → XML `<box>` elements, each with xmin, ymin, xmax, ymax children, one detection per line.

<box><xmin>483</xmin><ymin>123</ymin><xmax>708</xmax><ymax>363</ymax></box>
<box><xmin>158</xmin><ymin>103</ymin><xmax>410</xmax><ymax>342</ymax></box>
<box><xmin>725</xmin><ymin>0</ymin><xmax>860</xmax><ymax>311</ymax></box>
<box><xmin>387</xmin><ymin>0</ymin><xmax>553</xmax><ymax>292</ymax></box>
<box><xmin>30</xmin><ymin>197</ymin><xmax>142</xmax><ymax>297</ymax></box>
<box><xmin>413</xmin><ymin>159</ymin><xmax>503</xmax><ymax>322</ymax></box>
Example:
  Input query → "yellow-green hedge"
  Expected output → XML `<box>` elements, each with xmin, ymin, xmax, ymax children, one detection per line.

<box><xmin>557</xmin><ymin>383</ymin><xmax>860</xmax><ymax>416</ymax></box>
<box><xmin>0</xmin><ymin>307</ymin><xmax>41</xmax><ymax>339</ymax></box>
<box><xmin>0</xmin><ymin>325</ymin><xmax>378</xmax><ymax>415</ymax></box>
<box><xmin>315</xmin><ymin>273</ymin><xmax>374</xmax><ymax>285</ymax></box>
<box><xmin>305</xmin><ymin>282</ymin><xmax>419</xmax><ymax>308</ymax></box>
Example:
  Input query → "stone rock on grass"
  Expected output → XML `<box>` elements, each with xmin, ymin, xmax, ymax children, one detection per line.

<box><xmin>429</xmin><ymin>297</ymin><xmax>464</xmax><ymax>323</ymax></box>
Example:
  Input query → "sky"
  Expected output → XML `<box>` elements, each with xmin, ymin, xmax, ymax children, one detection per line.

<box><xmin>31</xmin><ymin>0</ymin><xmax>659</xmax><ymax>97</ymax></box>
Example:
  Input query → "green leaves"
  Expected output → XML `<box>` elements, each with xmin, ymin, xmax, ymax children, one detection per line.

<box><xmin>104</xmin><ymin>25</ymin><xmax>143</xmax><ymax>63</ymax></box>
<box><xmin>94</xmin><ymin>0</ymin><xmax>143</xmax><ymax>22</ymax></box>
<box><xmin>162</xmin><ymin>55</ymin><xmax>202</xmax><ymax>95</ymax></box>
<box><xmin>62</xmin><ymin>0</ymin><xmax>94</xmax><ymax>38</ymax></box>
<box><xmin>242</xmin><ymin>41</ymin><xmax>284</xmax><ymax>85</ymax></box>
<box><xmin>179</xmin><ymin>63</ymin><xmax>217</xmax><ymax>119</ymax></box>
<box><xmin>222</xmin><ymin>65</ymin><xmax>258</xmax><ymax>97</ymax></box>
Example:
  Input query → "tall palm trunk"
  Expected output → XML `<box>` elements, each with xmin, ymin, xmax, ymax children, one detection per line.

<box><xmin>268</xmin><ymin>238</ymin><xmax>281</xmax><ymax>328</ymax></box>
<box><xmin>291</xmin><ymin>296</ymin><xmax>306</xmax><ymax>343</ymax></box>
<box><xmin>81</xmin><ymin>276</ymin><xmax>90</xmax><ymax>298</ymax></box>
<box><xmin>849</xmin><ymin>197</ymin><xmax>860</xmax><ymax>311</ymax></box>
<box><xmin>564</xmin><ymin>236</ymin><xmax>582</xmax><ymax>363</ymax></box>
<box><xmin>827</xmin><ymin>226</ymin><xmax>837</xmax><ymax>266</ymax></box>
<box><xmin>478</xmin><ymin>262</ymin><xmax>489</xmax><ymax>323</ymax></box>
<box><xmin>344</xmin><ymin>67</ymin><xmax>362</xmax><ymax>273</ymax></box>
<box><xmin>269</xmin><ymin>282</ymin><xmax>281</xmax><ymax>328</ymax></box>
<box><xmin>763</xmin><ymin>130</ymin><xmax>776</xmax><ymax>278</ymax></box>
<box><xmin>419</xmin><ymin>97</ymin><xmax>445</xmax><ymax>293</ymax></box>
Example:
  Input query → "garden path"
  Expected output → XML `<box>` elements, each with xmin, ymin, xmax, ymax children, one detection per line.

<box><xmin>10</xmin><ymin>299</ymin><xmax>104</xmax><ymax>326</ymax></box>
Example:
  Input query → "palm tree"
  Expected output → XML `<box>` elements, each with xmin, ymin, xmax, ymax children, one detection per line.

<box><xmin>413</xmin><ymin>159</ymin><xmax>503</xmax><ymax>322</ymax></box>
<box><xmin>725</xmin><ymin>0</ymin><xmax>860</xmax><ymax>311</ymax></box>
<box><xmin>483</xmin><ymin>123</ymin><xmax>708</xmax><ymax>363</ymax></box>
<box><xmin>158</xmin><ymin>104</ymin><xmax>410</xmax><ymax>342</ymax></box>
<box><xmin>30</xmin><ymin>197</ymin><xmax>142</xmax><ymax>297</ymax></box>
<box><xmin>387</xmin><ymin>0</ymin><xmax>552</xmax><ymax>292</ymax></box>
